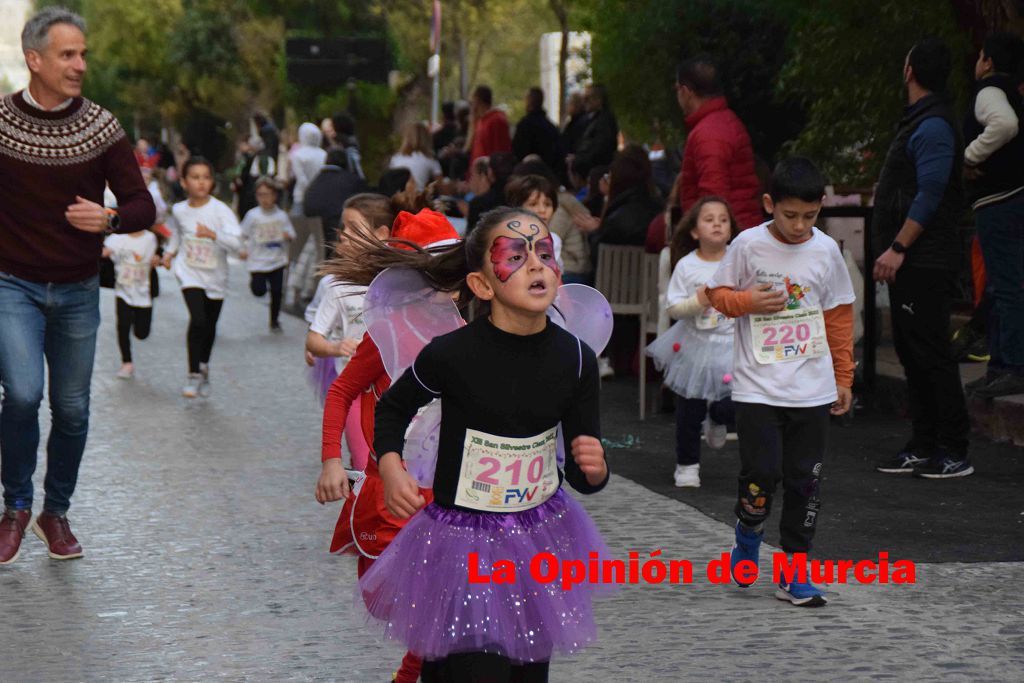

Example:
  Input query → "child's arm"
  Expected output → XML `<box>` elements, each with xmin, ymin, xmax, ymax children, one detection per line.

<box><xmin>706</xmin><ymin>284</ymin><xmax>786</xmax><ymax>318</ymax></box>
<box><xmin>666</xmin><ymin>293</ymin><xmax>706</xmax><ymax>320</ymax></box>
<box><xmin>306</xmin><ymin>330</ymin><xmax>358</xmax><ymax>359</ymax></box>
<box><xmin>320</xmin><ymin>334</ymin><xmax>385</xmax><ymax>462</ymax></box>
<box><xmin>164</xmin><ymin>212</ymin><xmax>180</xmax><ymax>265</ymax></box>
<box><xmin>375</xmin><ymin>346</ymin><xmax>444</xmax><ymax>518</ymax></box>
<box><xmin>316</xmin><ymin>335</ymin><xmax>387</xmax><ymax>504</ymax></box>
<box><xmin>562</xmin><ymin>346</ymin><xmax>609</xmax><ymax>493</ymax></box>
<box><xmin>824</xmin><ymin>304</ymin><xmax>855</xmax><ymax>415</ymax></box>
<box><xmin>282</xmin><ymin>213</ymin><xmax>296</xmax><ymax>241</ymax></box>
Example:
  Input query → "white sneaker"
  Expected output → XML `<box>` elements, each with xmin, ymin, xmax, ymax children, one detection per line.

<box><xmin>673</xmin><ymin>464</ymin><xmax>700</xmax><ymax>487</ymax></box>
<box><xmin>598</xmin><ymin>356</ymin><xmax>614</xmax><ymax>379</ymax></box>
<box><xmin>182</xmin><ymin>373</ymin><xmax>203</xmax><ymax>398</ymax></box>
<box><xmin>116</xmin><ymin>363</ymin><xmax>134</xmax><ymax>380</ymax></box>
<box><xmin>703</xmin><ymin>418</ymin><xmax>728</xmax><ymax>450</ymax></box>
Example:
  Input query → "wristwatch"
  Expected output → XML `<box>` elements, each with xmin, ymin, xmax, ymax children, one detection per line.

<box><xmin>890</xmin><ymin>240</ymin><xmax>907</xmax><ymax>254</ymax></box>
<box><xmin>104</xmin><ymin>208</ymin><xmax>120</xmax><ymax>235</ymax></box>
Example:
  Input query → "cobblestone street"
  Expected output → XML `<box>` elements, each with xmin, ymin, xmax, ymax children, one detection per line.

<box><xmin>2</xmin><ymin>265</ymin><xmax>1022</xmax><ymax>682</ymax></box>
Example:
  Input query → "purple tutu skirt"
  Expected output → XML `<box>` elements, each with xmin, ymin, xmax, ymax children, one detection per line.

<box><xmin>357</xmin><ymin>488</ymin><xmax>613</xmax><ymax>664</ymax></box>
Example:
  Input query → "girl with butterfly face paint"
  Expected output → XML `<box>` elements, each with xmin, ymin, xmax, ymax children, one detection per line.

<box><xmin>330</xmin><ymin>206</ymin><xmax>612</xmax><ymax>682</ymax></box>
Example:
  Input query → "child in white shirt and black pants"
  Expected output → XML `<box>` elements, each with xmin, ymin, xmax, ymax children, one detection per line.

<box><xmin>102</xmin><ymin>229</ymin><xmax>160</xmax><ymax>379</ymax></box>
<box><xmin>164</xmin><ymin>157</ymin><xmax>243</xmax><ymax>398</ymax></box>
<box><xmin>239</xmin><ymin>177</ymin><xmax>295</xmax><ymax>331</ymax></box>
<box><xmin>706</xmin><ymin>158</ymin><xmax>856</xmax><ymax>608</ymax></box>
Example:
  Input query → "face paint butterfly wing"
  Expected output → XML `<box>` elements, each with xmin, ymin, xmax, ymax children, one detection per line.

<box><xmin>364</xmin><ymin>267</ymin><xmax>464</xmax><ymax>381</ymax></box>
<box><xmin>548</xmin><ymin>284</ymin><xmax>614</xmax><ymax>355</ymax></box>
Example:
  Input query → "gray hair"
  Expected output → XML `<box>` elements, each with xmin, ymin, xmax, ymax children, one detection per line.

<box><xmin>21</xmin><ymin>6</ymin><xmax>86</xmax><ymax>53</ymax></box>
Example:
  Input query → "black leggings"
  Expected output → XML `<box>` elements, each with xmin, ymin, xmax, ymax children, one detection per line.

<box><xmin>182</xmin><ymin>288</ymin><xmax>224</xmax><ymax>373</ymax></box>
<box><xmin>420</xmin><ymin>653</ymin><xmax>549</xmax><ymax>683</ymax></box>
<box><xmin>115</xmin><ymin>298</ymin><xmax>152</xmax><ymax>363</ymax></box>
<box><xmin>249</xmin><ymin>266</ymin><xmax>285</xmax><ymax>325</ymax></box>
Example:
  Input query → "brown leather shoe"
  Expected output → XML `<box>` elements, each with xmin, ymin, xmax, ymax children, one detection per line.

<box><xmin>31</xmin><ymin>512</ymin><xmax>83</xmax><ymax>560</ymax></box>
<box><xmin>0</xmin><ymin>509</ymin><xmax>31</xmax><ymax>565</ymax></box>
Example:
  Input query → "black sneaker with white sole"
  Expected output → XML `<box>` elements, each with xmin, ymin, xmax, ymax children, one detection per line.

<box><xmin>876</xmin><ymin>450</ymin><xmax>930</xmax><ymax>474</ymax></box>
<box><xmin>913</xmin><ymin>453</ymin><xmax>974</xmax><ymax>479</ymax></box>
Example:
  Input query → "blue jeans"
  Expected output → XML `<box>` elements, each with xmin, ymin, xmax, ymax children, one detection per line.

<box><xmin>0</xmin><ymin>271</ymin><xmax>100</xmax><ymax>513</ymax></box>
<box><xmin>975</xmin><ymin>192</ymin><xmax>1024</xmax><ymax>374</ymax></box>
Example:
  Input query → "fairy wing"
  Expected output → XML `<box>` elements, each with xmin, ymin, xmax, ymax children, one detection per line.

<box><xmin>548</xmin><ymin>283</ymin><xmax>614</xmax><ymax>355</ymax></box>
<box><xmin>363</xmin><ymin>267</ymin><xmax>464</xmax><ymax>382</ymax></box>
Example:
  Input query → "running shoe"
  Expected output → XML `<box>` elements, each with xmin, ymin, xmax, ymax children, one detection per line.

<box><xmin>971</xmin><ymin>373</ymin><xmax>1024</xmax><ymax>400</ymax></box>
<box><xmin>182</xmin><ymin>373</ymin><xmax>202</xmax><ymax>398</ymax></box>
<box><xmin>913</xmin><ymin>451</ymin><xmax>974</xmax><ymax>479</ymax></box>
<box><xmin>703</xmin><ymin>418</ymin><xmax>728</xmax><ymax>450</ymax></box>
<box><xmin>963</xmin><ymin>336</ymin><xmax>990</xmax><ymax>363</ymax></box>
<box><xmin>776</xmin><ymin>576</ymin><xmax>828</xmax><ymax>607</ymax></box>
<box><xmin>875</xmin><ymin>447</ymin><xmax>930</xmax><ymax>474</ymax></box>
<box><xmin>729</xmin><ymin>521</ymin><xmax>762</xmax><ymax>587</ymax></box>
<box><xmin>116</xmin><ymin>363</ymin><xmax>134</xmax><ymax>380</ymax></box>
<box><xmin>673</xmin><ymin>464</ymin><xmax>700</xmax><ymax>488</ymax></box>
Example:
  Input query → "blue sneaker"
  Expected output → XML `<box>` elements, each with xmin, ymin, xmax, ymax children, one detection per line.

<box><xmin>776</xmin><ymin>577</ymin><xmax>828</xmax><ymax>607</ymax></box>
<box><xmin>729</xmin><ymin>521</ymin><xmax>762</xmax><ymax>587</ymax></box>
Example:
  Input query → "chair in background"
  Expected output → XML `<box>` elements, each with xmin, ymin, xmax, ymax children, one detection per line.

<box><xmin>593</xmin><ymin>244</ymin><xmax>661</xmax><ymax>419</ymax></box>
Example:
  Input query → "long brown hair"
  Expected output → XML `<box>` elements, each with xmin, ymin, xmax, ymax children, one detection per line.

<box><xmin>321</xmin><ymin>206</ymin><xmax>540</xmax><ymax>307</ymax></box>
<box><xmin>669</xmin><ymin>196</ymin><xmax>738</xmax><ymax>269</ymax></box>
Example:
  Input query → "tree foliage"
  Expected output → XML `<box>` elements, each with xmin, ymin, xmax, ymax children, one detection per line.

<box><xmin>576</xmin><ymin>0</ymin><xmax>802</xmax><ymax>162</ymax></box>
<box><xmin>779</xmin><ymin>0</ymin><xmax>971</xmax><ymax>185</ymax></box>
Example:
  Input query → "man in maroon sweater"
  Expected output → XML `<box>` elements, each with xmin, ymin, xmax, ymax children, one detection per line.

<box><xmin>0</xmin><ymin>8</ymin><xmax>155</xmax><ymax>565</ymax></box>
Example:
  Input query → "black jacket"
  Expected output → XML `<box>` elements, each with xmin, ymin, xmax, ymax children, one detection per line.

<box><xmin>872</xmin><ymin>94</ymin><xmax>964</xmax><ymax>271</ymax></box>
<box><xmin>303</xmin><ymin>165</ymin><xmax>367</xmax><ymax>235</ymax></box>
<box><xmin>573</xmin><ymin>109</ymin><xmax>619</xmax><ymax>178</ymax></box>
<box><xmin>590</xmin><ymin>185</ymin><xmax>661</xmax><ymax>268</ymax></box>
<box><xmin>512</xmin><ymin>109</ymin><xmax>564</xmax><ymax>172</ymax></box>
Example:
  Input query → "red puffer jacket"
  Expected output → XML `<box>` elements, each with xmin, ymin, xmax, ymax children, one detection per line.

<box><xmin>677</xmin><ymin>97</ymin><xmax>763</xmax><ymax>229</ymax></box>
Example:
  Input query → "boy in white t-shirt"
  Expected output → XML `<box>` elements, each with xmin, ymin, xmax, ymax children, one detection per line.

<box><xmin>706</xmin><ymin>158</ymin><xmax>856</xmax><ymax>607</ymax></box>
<box><xmin>239</xmin><ymin>177</ymin><xmax>295</xmax><ymax>331</ymax></box>
<box><xmin>102</xmin><ymin>229</ymin><xmax>160</xmax><ymax>379</ymax></box>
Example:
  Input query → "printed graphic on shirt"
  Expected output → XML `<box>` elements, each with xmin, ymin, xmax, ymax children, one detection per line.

<box><xmin>116</xmin><ymin>252</ymin><xmax>149</xmax><ymax>287</ymax></box>
<box><xmin>784</xmin><ymin>277</ymin><xmax>810</xmax><ymax>310</ymax></box>
<box><xmin>184</xmin><ymin>235</ymin><xmax>217</xmax><ymax>270</ymax></box>
<box><xmin>454</xmin><ymin>427</ymin><xmax>559</xmax><ymax>512</ymax></box>
<box><xmin>252</xmin><ymin>219</ymin><xmax>285</xmax><ymax>245</ymax></box>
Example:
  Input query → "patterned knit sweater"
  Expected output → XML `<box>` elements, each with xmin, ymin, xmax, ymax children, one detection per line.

<box><xmin>0</xmin><ymin>91</ymin><xmax>155</xmax><ymax>283</ymax></box>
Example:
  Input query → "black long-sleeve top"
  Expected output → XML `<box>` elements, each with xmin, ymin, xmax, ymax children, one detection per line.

<box><xmin>374</xmin><ymin>316</ymin><xmax>609</xmax><ymax>510</ymax></box>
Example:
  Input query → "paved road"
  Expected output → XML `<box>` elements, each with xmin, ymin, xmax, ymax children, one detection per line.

<box><xmin>1</xmin><ymin>266</ymin><xmax>1022</xmax><ymax>681</ymax></box>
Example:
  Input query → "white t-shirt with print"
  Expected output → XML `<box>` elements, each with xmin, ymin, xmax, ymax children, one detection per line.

<box><xmin>309</xmin><ymin>275</ymin><xmax>367</xmax><ymax>341</ymax></box>
<box><xmin>166</xmin><ymin>198</ymin><xmax>243</xmax><ymax>300</ymax></box>
<box><xmin>104</xmin><ymin>231</ymin><xmax>158</xmax><ymax>308</ymax></box>
<box><xmin>706</xmin><ymin>222</ymin><xmax>856</xmax><ymax>407</ymax></box>
<box><xmin>666</xmin><ymin>249</ymin><xmax>735</xmax><ymax>339</ymax></box>
<box><xmin>240</xmin><ymin>206</ymin><xmax>296</xmax><ymax>273</ymax></box>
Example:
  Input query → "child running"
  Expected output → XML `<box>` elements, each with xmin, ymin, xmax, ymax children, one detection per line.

<box><xmin>307</xmin><ymin>194</ymin><xmax>397</xmax><ymax>468</ymax></box>
<box><xmin>706</xmin><ymin>158</ymin><xmax>855</xmax><ymax>607</ymax></box>
<box><xmin>102</xmin><ymin>227</ymin><xmax>160</xmax><ymax>379</ymax></box>
<box><xmin>316</xmin><ymin>208</ymin><xmax>460</xmax><ymax>683</ymax></box>
<box><xmin>163</xmin><ymin>156</ymin><xmax>243</xmax><ymax>398</ymax></box>
<box><xmin>239</xmin><ymin>176</ymin><xmax>294</xmax><ymax>332</ymax></box>
<box><xmin>647</xmin><ymin>196</ymin><xmax>738</xmax><ymax>487</ymax></box>
<box><xmin>333</xmin><ymin>207</ymin><xmax>611</xmax><ymax>682</ymax></box>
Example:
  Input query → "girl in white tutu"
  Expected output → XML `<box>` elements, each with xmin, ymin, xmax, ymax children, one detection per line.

<box><xmin>647</xmin><ymin>196</ymin><xmax>739</xmax><ymax>488</ymax></box>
